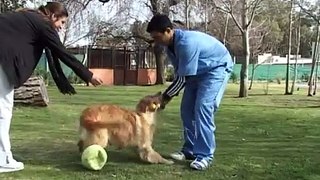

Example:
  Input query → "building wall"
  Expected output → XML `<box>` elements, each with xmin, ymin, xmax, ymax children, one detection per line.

<box><xmin>35</xmin><ymin>51</ymin><xmax>157</xmax><ymax>86</ymax></box>
<box><xmin>89</xmin><ymin>68</ymin><xmax>114</xmax><ymax>85</ymax></box>
<box><xmin>137</xmin><ymin>69</ymin><xmax>157</xmax><ymax>85</ymax></box>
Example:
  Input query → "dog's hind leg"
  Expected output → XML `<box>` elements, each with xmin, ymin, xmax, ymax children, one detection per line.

<box><xmin>79</xmin><ymin>128</ymin><xmax>109</xmax><ymax>152</ymax></box>
<box><xmin>77</xmin><ymin>127</ymin><xmax>87</xmax><ymax>152</ymax></box>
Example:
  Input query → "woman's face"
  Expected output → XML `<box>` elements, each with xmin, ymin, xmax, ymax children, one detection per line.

<box><xmin>51</xmin><ymin>15</ymin><xmax>67</xmax><ymax>31</ymax></box>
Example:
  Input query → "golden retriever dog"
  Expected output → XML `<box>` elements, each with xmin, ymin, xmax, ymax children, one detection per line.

<box><xmin>77</xmin><ymin>92</ymin><xmax>173</xmax><ymax>165</ymax></box>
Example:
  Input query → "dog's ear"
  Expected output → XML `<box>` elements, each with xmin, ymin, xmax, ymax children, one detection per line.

<box><xmin>136</xmin><ymin>100</ymin><xmax>148</xmax><ymax>113</ymax></box>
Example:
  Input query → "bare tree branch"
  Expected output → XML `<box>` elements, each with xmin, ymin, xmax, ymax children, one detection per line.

<box><xmin>215</xmin><ymin>5</ymin><xmax>230</xmax><ymax>14</ymax></box>
<box><xmin>144</xmin><ymin>2</ymin><xmax>154</xmax><ymax>12</ymax></box>
<box><xmin>297</xmin><ymin>2</ymin><xmax>320</xmax><ymax>24</ymax></box>
<box><xmin>230</xmin><ymin>11</ymin><xmax>244</xmax><ymax>33</ymax></box>
<box><xmin>246</xmin><ymin>0</ymin><xmax>262</xmax><ymax>29</ymax></box>
<box><xmin>250</xmin><ymin>18</ymin><xmax>267</xmax><ymax>31</ymax></box>
<box><xmin>214</xmin><ymin>1</ymin><xmax>244</xmax><ymax>33</ymax></box>
<box><xmin>213</xmin><ymin>1</ymin><xmax>231</xmax><ymax>14</ymax></box>
<box><xmin>65</xmin><ymin>34</ymin><xmax>89</xmax><ymax>47</ymax></box>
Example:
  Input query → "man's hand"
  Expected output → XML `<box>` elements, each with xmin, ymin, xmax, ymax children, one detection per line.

<box><xmin>160</xmin><ymin>93</ymin><xmax>172</xmax><ymax>110</ymax></box>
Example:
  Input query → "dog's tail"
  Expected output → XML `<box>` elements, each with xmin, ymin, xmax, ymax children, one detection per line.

<box><xmin>80</xmin><ymin>111</ymin><xmax>137</xmax><ymax>131</ymax></box>
<box><xmin>80</xmin><ymin>115</ymin><xmax>107</xmax><ymax>130</ymax></box>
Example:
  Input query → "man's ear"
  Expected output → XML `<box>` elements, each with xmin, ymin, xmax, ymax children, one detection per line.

<box><xmin>149</xmin><ymin>40</ymin><xmax>155</xmax><ymax>47</ymax></box>
<box><xmin>165</xmin><ymin>27</ymin><xmax>172</xmax><ymax>33</ymax></box>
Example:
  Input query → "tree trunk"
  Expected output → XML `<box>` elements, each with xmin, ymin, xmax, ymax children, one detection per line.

<box><xmin>248</xmin><ymin>63</ymin><xmax>256</xmax><ymax>90</ymax></box>
<box><xmin>239</xmin><ymin>0</ymin><xmax>249</xmax><ymax>98</ymax></box>
<box><xmin>185</xmin><ymin>0</ymin><xmax>190</xmax><ymax>29</ymax></box>
<box><xmin>223</xmin><ymin>13</ymin><xmax>229</xmax><ymax>45</ymax></box>
<box><xmin>264</xmin><ymin>64</ymin><xmax>272</xmax><ymax>95</ymax></box>
<box><xmin>291</xmin><ymin>11</ymin><xmax>301</xmax><ymax>94</ymax></box>
<box><xmin>313</xmin><ymin>55</ymin><xmax>319</xmax><ymax>96</ymax></box>
<box><xmin>313</xmin><ymin>25</ymin><xmax>320</xmax><ymax>95</ymax></box>
<box><xmin>313</xmin><ymin>48</ymin><xmax>320</xmax><ymax>95</ymax></box>
<box><xmin>148</xmin><ymin>0</ymin><xmax>179</xmax><ymax>85</ymax></box>
<box><xmin>14</xmin><ymin>76</ymin><xmax>50</xmax><ymax>107</ymax></box>
<box><xmin>285</xmin><ymin>0</ymin><xmax>293</xmax><ymax>95</ymax></box>
<box><xmin>204</xmin><ymin>0</ymin><xmax>208</xmax><ymax>33</ymax></box>
<box><xmin>308</xmin><ymin>24</ymin><xmax>320</xmax><ymax>96</ymax></box>
<box><xmin>154</xmin><ymin>44</ymin><xmax>166</xmax><ymax>84</ymax></box>
<box><xmin>0</xmin><ymin>0</ymin><xmax>2</xmax><ymax>14</ymax></box>
<box><xmin>239</xmin><ymin>29</ymin><xmax>250</xmax><ymax>97</ymax></box>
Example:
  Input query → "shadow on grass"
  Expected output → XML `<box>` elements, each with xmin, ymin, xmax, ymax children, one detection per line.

<box><xmin>224</xmin><ymin>104</ymin><xmax>320</xmax><ymax>109</ymax></box>
<box><xmin>13</xmin><ymin>141</ymin><xmax>190</xmax><ymax>172</ymax></box>
<box><xmin>304</xmin><ymin>105</ymin><xmax>320</xmax><ymax>108</ymax></box>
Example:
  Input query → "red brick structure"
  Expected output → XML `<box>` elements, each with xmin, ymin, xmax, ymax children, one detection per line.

<box><xmin>70</xmin><ymin>46</ymin><xmax>157</xmax><ymax>86</ymax></box>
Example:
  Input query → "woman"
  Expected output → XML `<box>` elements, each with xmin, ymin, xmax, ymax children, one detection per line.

<box><xmin>0</xmin><ymin>2</ymin><xmax>103</xmax><ymax>173</ymax></box>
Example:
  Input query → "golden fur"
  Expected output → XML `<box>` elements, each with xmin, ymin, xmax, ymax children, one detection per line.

<box><xmin>77</xmin><ymin>92</ymin><xmax>173</xmax><ymax>164</ymax></box>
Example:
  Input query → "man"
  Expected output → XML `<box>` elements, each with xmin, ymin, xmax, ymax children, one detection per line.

<box><xmin>147</xmin><ymin>14</ymin><xmax>233</xmax><ymax>171</ymax></box>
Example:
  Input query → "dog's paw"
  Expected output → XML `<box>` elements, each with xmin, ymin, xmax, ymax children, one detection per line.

<box><xmin>165</xmin><ymin>159</ymin><xmax>174</xmax><ymax>165</ymax></box>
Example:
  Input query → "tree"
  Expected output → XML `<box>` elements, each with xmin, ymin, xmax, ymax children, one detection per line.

<box><xmin>143</xmin><ymin>0</ymin><xmax>182</xmax><ymax>84</ymax></box>
<box><xmin>52</xmin><ymin>0</ymin><xmax>108</xmax><ymax>47</ymax></box>
<box><xmin>308</xmin><ymin>25</ymin><xmax>320</xmax><ymax>96</ymax></box>
<box><xmin>0</xmin><ymin>0</ymin><xmax>26</xmax><ymax>13</ymax></box>
<box><xmin>297</xmin><ymin>0</ymin><xmax>320</xmax><ymax>96</ymax></box>
<box><xmin>290</xmin><ymin>10</ymin><xmax>301</xmax><ymax>94</ymax></box>
<box><xmin>248</xmin><ymin>16</ymin><xmax>277</xmax><ymax>90</ymax></box>
<box><xmin>285</xmin><ymin>0</ymin><xmax>294</xmax><ymax>95</ymax></box>
<box><xmin>58</xmin><ymin>0</ymin><xmax>93</xmax><ymax>46</ymax></box>
<box><xmin>214</xmin><ymin>0</ymin><xmax>263</xmax><ymax>97</ymax></box>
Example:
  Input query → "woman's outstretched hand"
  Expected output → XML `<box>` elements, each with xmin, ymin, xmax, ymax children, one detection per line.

<box><xmin>90</xmin><ymin>74</ymin><xmax>103</xmax><ymax>86</ymax></box>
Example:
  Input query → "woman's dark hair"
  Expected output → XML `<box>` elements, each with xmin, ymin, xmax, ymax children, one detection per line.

<box><xmin>38</xmin><ymin>2</ymin><xmax>68</xmax><ymax>18</ymax></box>
<box><xmin>16</xmin><ymin>2</ymin><xmax>68</xmax><ymax>19</ymax></box>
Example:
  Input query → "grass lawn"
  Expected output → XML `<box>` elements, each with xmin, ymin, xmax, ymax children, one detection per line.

<box><xmin>1</xmin><ymin>83</ymin><xmax>320</xmax><ymax>180</ymax></box>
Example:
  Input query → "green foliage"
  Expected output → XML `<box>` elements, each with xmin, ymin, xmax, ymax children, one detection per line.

<box><xmin>230</xmin><ymin>72</ymin><xmax>238</xmax><ymax>83</ymax></box>
<box><xmin>203</xmin><ymin>0</ymin><xmax>316</xmax><ymax>58</ymax></box>
<box><xmin>32</xmin><ymin>68</ymin><xmax>55</xmax><ymax>85</ymax></box>
<box><xmin>301</xmin><ymin>72</ymin><xmax>310</xmax><ymax>82</ymax></box>
<box><xmin>33</xmin><ymin>68</ymin><xmax>86</xmax><ymax>85</ymax></box>
<box><xmin>68</xmin><ymin>73</ymin><xmax>85</xmax><ymax>85</ymax></box>
<box><xmin>165</xmin><ymin>66</ymin><xmax>175</xmax><ymax>82</ymax></box>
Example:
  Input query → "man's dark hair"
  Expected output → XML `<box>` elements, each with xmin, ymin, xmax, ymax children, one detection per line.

<box><xmin>147</xmin><ymin>14</ymin><xmax>173</xmax><ymax>33</ymax></box>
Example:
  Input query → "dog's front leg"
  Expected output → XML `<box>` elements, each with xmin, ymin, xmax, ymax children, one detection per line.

<box><xmin>77</xmin><ymin>140</ymin><xmax>84</xmax><ymax>153</ymax></box>
<box><xmin>138</xmin><ymin>123</ymin><xmax>173</xmax><ymax>164</ymax></box>
<box><xmin>138</xmin><ymin>147</ymin><xmax>174</xmax><ymax>165</ymax></box>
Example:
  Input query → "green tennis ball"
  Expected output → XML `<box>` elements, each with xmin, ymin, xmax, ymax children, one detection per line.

<box><xmin>81</xmin><ymin>144</ymin><xmax>108</xmax><ymax>170</ymax></box>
